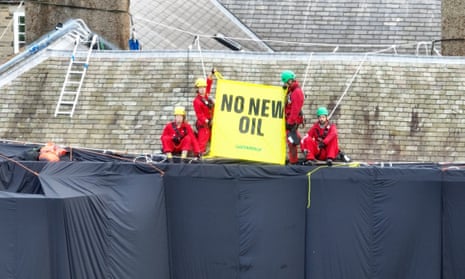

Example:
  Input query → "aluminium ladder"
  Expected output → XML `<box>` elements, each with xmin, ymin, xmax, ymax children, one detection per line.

<box><xmin>54</xmin><ymin>34</ymin><xmax>98</xmax><ymax>117</ymax></box>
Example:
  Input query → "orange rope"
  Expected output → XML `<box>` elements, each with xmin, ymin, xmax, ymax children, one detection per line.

<box><xmin>0</xmin><ymin>154</ymin><xmax>40</xmax><ymax>176</ymax></box>
<box><xmin>0</xmin><ymin>139</ymin><xmax>167</xmax><ymax>175</ymax></box>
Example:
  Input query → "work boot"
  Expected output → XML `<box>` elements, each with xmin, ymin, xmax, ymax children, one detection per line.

<box><xmin>302</xmin><ymin>159</ymin><xmax>317</xmax><ymax>166</ymax></box>
<box><xmin>337</xmin><ymin>151</ymin><xmax>351</xmax><ymax>162</ymax></box>
<box><xmin>343</xmin><ymin>154</ymin><xmax>351</xmax><ymax>162</ymax></box>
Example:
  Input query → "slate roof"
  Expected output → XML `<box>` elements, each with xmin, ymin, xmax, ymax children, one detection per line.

<box><xmin>219</xmin><ymin>0</ymin><xmax>442</xmax><ymax>53</ymax></box>
<box><xmin>130</xmin><ymin>0</ymin><xmax>441</xmax><ymax>54</ymax></box>
<box><xmin>130</xmin><ymin>0</ymin><xmax>271</xmax><ymax>52</ymax></box>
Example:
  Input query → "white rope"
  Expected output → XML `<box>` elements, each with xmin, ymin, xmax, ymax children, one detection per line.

<box><xmin>327</xmin><ymin>45</ymin><xmax>399</xmax><ymax>119</ymax></box>
<box><xmin>194</xmin><ymin>36</ymin><xmax>207</xmax><ymax>79</ymax></box>
<box><xmin>0</xmin><ymin>1</ymin><xmax>24</xmax><ymax>41</ymax></box>
<box><xmin>328</xmin><ymin>53</ymin><xmax>368</xmax><ymax>119</ymax></box>
<box><xmin>134</xmin><ymin>16</ymin><xmax>426</xmax><ymax>52</ymax></box>
<box><xmin>301</xmin><ymin>52</ymin><xmax>313</xmax><ymax>90</ymax></box>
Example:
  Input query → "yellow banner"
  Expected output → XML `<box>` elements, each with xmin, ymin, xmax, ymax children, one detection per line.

<box><xmin>210</xmin><ymin>79</ymin><xmax>286</xmax><ymax>165</ymax></box>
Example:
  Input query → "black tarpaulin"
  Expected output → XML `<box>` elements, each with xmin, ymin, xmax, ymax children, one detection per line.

<box><xmin>443</xmin><ymin>169</ymin><xmax>465</xmax><ymax>279</ymax></box>
<box><xmin>0</xmin><ymin>142</ymin><xmax>39</xmax><ymax>160</ymax></box>
<box><xmin>11</xmin><ymin>162</ymin><xmax>170</xmax><ymax>279</ymax></box>
<box><xmin>0</xmin><ymin>160</ymin><xmax>464</xmax><ymax>279</ymax></box>
<box><xmin>164</xmin><ymin>164</ymin><xmax>308</xmax><ymax>278</ymax></box>
<box><xmin>0</xmin><ymin>141</ymin><xmax>136</xmax><ymax>163</ymax></box>
<box><xmin>0</xmin><ymin>161</ymin><xmax>44</xmax><ymax>193</ymax></box>
<box><xmin>307</xmin><ymin>167</ymin><xmax>442</xmax><ymax>279</ymax></box>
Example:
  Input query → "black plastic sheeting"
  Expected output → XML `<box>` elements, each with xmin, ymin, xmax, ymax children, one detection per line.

<box><xmin>0</xmin><ymin>143</ymin><xmax>464</xmax><ymax>278</ymax></box>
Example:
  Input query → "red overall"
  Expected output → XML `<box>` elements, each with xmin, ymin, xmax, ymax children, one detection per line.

<box><xmin>193</xmin><ymin>77</ymin><xmax>214</xmax><ymax>153</ymax></box>
<box><xmin>285</xmin><ymin>81</ymin><xmax>304</xmax><ymax>164</ymax></box>
<box><xmin>301</xmin><ymin>120</ymin><xmax>339</xmax><ymax>161</ymax></box>
<box><xmin>161</xmin><ymin>121</ymin><xmax>200</xmax><ymax>155</ymax></box>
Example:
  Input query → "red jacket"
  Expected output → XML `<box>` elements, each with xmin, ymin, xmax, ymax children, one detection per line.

<box><xmin>193</xmin><ymin>77</ymin><xmax>214</xmax><ymax>128</ymax></box>
<box><xmin>193</xmin><ymin>95</ymin><xmax>214</xmax><ymax>128</ymax></box>
<box><xmin>285</xmin><ymin>81</ymin><xmax>304</xmax><ymax>125</ymax></box>
<box><xmin>161</xmin><ymin>121</ymin><xmax>200</xmax><ymax>153</ymax></box>
<box><xmin>206</xmin><ymin>76</ymin><xmax>213</xmax><ymax>96</ymax></box>
<box><xmin>307</xmin><ymin>120</ymin><xmax>338</xmax><ymax>147</ymax></box>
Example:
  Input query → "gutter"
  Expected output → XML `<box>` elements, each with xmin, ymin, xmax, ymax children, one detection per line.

<box><xmin>0</xmin><ymin>18</ymin><xmax>118</xmax><ymax>77</ymax></box>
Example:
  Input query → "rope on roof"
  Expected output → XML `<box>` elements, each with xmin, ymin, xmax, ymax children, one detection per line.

<box><xmin>134</xmin><ymin>15</ymin><xmax>429</xmax><ymax>53</ymax></box>
<box><xmin>0</xmin><ymin>153</ymin><xmax>39</xmax><ymax>176</ymax></box>
<box><xmin>301</xmin><ymin>52</ymin><xmax>313</xmax><ymax>91</ymax></box>
<box><xmin>328</xmin><ymin>53</ymin><xmax>367</xmax><ymax>120</ymax></box>
<box><xmin>194</xmin><ymin>35</ymin><xmax>207</xmax><ymax>79</ymax></box>
<box><xmin>327</xmin><ymin>45</ymin><xmax>404</xmax><ymax>119</ymax></box>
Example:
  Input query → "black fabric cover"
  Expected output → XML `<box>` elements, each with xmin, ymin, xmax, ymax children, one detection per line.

<box><xmin>0</xmin><ymin>142</ymin><xmax>136</xmax><ymax>163</ymax></box>
<box><xmin>0</xmin><ymin>161</ymin><xmax>44</xmax><ymax>193</ymax></box>
<box><xmin>307</xmin><ymin>167</ymin><xmax>442</xmax><ymax>279</ymax></box>
<box><xmin>0</xmin><ymin>142</ymin><xmax>39</xmax><ymax>159</ymax></box>
<box><xmin>0</xmin><ymin>160</ymin><xmax>463</xmax><ymax>279</ymax></box>
<box><xmin>443</xmin><ymin>169</ymin><xmax>465</xmax><ymax>279</ymax></box>
<box><xmin>164</xmin><ymin>164</ymin><xmax>308</xmax><ymax>278</ymax></box>
<box><xmin>0</xmin><ymin>162</ymin><xmax>169</xmax><ymax>279</ymax></box>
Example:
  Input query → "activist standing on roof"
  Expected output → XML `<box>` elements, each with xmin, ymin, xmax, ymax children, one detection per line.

<box><xmin>192</xmin><ymin>68</ymin><xmax>216</xmax><ymax>155</ymax></box>
<box><xmin>161</xmin><ymin>106</ymin><xmax>200</xmax><ymax>163</ymax></box>
<box><xmin>301</xmin><ymin>107</ymin><xmax>340</xmax><ymax>166</ymax></box>
<box><xmin>281</xmin><ymin>70</ymin><xmax>305</xmax><ymax>164</ymax></box>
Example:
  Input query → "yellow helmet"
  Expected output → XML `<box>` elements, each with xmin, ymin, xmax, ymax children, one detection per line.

<box><xmin>174</xmin><ymin>106</ymin><xmax>186</xmax><ymax>116</ymax></box>
<box><xmin>195</xmin><ymin>78</ymin><xmax>207</xmax><ymax>88</ymax></box>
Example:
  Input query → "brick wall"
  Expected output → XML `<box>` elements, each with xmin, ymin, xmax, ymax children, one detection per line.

<box><xmin>1</xmin><ymin>51</ymin><xmax>464</xmax><ymax>163</ymax></box>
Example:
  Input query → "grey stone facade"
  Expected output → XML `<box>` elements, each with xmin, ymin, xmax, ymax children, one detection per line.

<box><xmin>25</xmin><ymin>0</ymin><xmax>130</xmax><ymax>49</ymax></box>
<box><xmin>1</xmin><ymin>51</ymin><xmax>465</xmax><ymax>163</ymax></box>
<box><xmin>0</xmin><ymin>2</ymin><xmax>19</xmax><ymax>63</ymax></box>
<box><xmin>442</xmin><ymin>0</ymin><xmax>465</xmax><ymax>55</ymax></box>
<box><xmin>0</xmin><ymin>0</ymin><xmax>444</xmax><ymax>57</ymax></box>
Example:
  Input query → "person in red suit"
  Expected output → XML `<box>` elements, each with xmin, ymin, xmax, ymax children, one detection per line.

<box><xmin>193</xmin><ymin>69</ymin><xmax>216</xmax><ymax>155</ymax></box>
<box><xmin>281</xmin><ymin>70</ymin><xmax>305</xmax><ymax>164</ymax></box>
<box><xmin>161</xmin><ymin>106</ymin><xmax>200</xmax><ymax>163</ymax></box>
<box><xmin>301</xmin><ymin>107</ymin><xmax>340</xmax><ymax>166</ymax></box>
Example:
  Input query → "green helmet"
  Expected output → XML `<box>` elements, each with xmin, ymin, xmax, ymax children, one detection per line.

<box><xmin>281</xmin><ymin>70</ymin><xmax>296</xmax><ymax>83</ymax></box>
<box><xmin>316</xmin><ymin>107</ymin><xmax>329</xmax><ymax>116</ymax></box>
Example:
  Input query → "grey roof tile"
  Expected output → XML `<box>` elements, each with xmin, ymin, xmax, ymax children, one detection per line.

<box><xmin>218</xmin><ymin>0</ymin><xmax>442</xmax><ymax>53</ymax></box>
<box><xmin>130</xmin><ymin>0</ymin><xmax>271</xmax><ymax>52</ymax></box>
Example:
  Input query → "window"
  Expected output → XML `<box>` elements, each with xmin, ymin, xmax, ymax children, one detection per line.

<box><xmin>13</xmin><ymin>10</ymin><xmax>25</xmax><ymax>54</ymax></box>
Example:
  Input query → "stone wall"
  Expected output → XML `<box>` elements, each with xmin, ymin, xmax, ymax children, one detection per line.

<box><xmin>1</xmin><ymin>51</ymin><xmax>465</xmax><ymax>163</ymax></box>
<box><xmin>25</xmin><ymin>0</ymin><xmax>130</xmax><ymax>49</ymax></box>
<box><xmin>442</xmin><ymin>0</ymin><xmax>465</xmax><ymax>56</ymax></box>
<box><xmin>0</xmin><ymin>4</ymin><xmax>14</xmax><ymax>62</ymax></box>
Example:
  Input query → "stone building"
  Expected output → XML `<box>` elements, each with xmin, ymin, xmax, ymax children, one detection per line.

<box><xmin>0</xmin><ymin>0</ymin><xmax>447</xmax><ymax>57</ymax></box>
<box><xmin>0</xmin><ymin>1</ymin><xmax>24</xmax><ymax>63</ymax></box>
<box><xmin>1</xmin><ymin>0</ymin><xmax>465</xmax><ymax>163</ymax></box>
